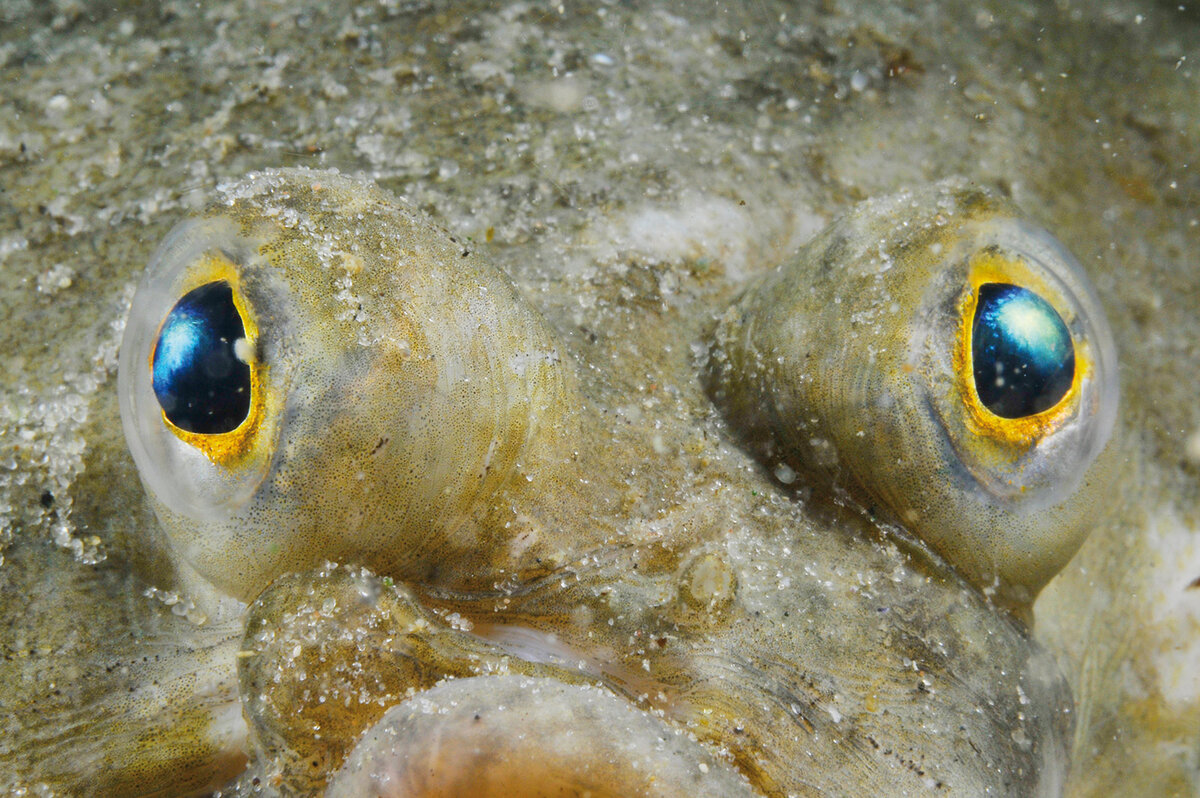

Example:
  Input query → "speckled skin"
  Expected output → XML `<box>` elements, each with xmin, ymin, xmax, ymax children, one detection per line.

<box><xmin>125</xmin><ymin>169</ymin><xmax>1074</xmax><ymax>795</ymax></box>
<box><xmin>0</xmin><ymin>1</ymin><xmax>1196</xmax><ymax>797</ymax></box>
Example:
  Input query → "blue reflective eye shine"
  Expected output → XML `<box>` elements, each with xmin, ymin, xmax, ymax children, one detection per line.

<box><xmin>971</xmin><ymin>283</ymin><xmax>1075</xmax><ymax>419</ymax></box>
<box><xmin>151</xmin><ymin>281</ymin><xmax>251</xmax><ymax>434</ymax></box>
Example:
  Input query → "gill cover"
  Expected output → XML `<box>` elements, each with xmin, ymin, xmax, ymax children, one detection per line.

<box><xmin>706</xmin><ymin>179</ymin><xmax>1119</xmax><ymax>609</ymax></box>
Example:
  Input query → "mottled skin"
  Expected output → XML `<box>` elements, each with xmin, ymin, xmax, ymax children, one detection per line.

<box><xmin>82</xmin><ymin>169</ymin><xmax>1084</xmax><ymax>796</ymax></box>
<box><xmin>0</xmin><ymin>2</ymin><xmax>1197</xmax><ymax>797</ymax></box>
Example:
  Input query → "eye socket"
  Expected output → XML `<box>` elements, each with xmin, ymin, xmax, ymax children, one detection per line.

<box><xmin>970</xmin><ymin>283</ymin><xmax>1075</xmax><ymax>419</ymax></box>
<box><xmin>705</xmin><ymin>180</ymin><xmax>1119</xmax><ymax>609</ymax></box>
<box><xmin>151</xmin><ymin>281</ymin><xmax>253</xmax><ymax>435</ymax></box>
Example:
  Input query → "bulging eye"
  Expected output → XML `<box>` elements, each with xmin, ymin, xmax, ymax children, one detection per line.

<box><xmin>119</xmin><ymin>218</ymin><xmax>279</xmax><ymax>535</ymax></box>
<box><xmin>119</xmin><ymin>168</ymin><xmax>574</xmax><ymax>603</ymax></box>
<box><xmin>706</xmin><ymin>179</ymin><xmax>1118</xmax><ymax>610</ymax></box>
<box><xmin>151</xmin><ymin>281</ymin><xmax>253</xmax><ymax>435</ymax></box>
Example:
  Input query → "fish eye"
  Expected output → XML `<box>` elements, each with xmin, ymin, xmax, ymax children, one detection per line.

<box><xmin>706</xmin><ymin>180</ymin><xmax>1119</xmax><ymax>610</ymax></box>
<box><xmin>118</xmin><ymin>218</ymin><xmax>278</xmax><ymax>527</ymax></box>
<box><xmin>152</xmin><ymin>281</ymin><xmax>254</xmax><ymax>435</ymax></box>
<box><xmin>942</xmin><ymin>242</ymin><xmax>1112</xmax><ymax>472</ymax></box>
<box><xmin>970</xmin><ymin>282</ymin><xmax>1075</xmax><ymax>419</ymax></box>
<box><xmin>119</xmin><ymin>168</ymin><xmax>576</xmax><ymax>603</ymax></box>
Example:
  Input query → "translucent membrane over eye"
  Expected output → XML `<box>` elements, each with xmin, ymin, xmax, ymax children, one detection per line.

<box><xmin>971</xmin><ymin>283</ymin><xmax>1075</xmax><ymax>419</ymax></box>
<box><xmin>151</xmin><ymin>281</ymin><xmax>251</xmax><ymax>434</ymax></box>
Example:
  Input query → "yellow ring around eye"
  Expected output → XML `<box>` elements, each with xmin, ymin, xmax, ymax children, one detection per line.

<box><xmin>149</xmin><ymin>252</ymin><xmax>271</xmax><ymax>467</ymax></box>
<box><xmin>953</xmin><ymin>248</ymin><xmax>1090</xmax><ymax>450</ymax></box>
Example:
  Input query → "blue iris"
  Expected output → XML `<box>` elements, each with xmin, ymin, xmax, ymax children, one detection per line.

<box><xmin>971</xmin><ymin>283</ymin><xmax>1074</xmax><ymax>418</ymax></box>
<box><xmin>151</xmin><ymin>281</ymin><xmax>251</xmax><ymax>434</ymax></box>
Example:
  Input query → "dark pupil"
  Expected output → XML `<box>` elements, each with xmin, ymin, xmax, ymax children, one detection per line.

<box><xmin>971</xmin><ymin>283</ymin><xmax>1075</xmax><ymax>419</ymax></box>
<box><xmin>151</xmin><ymin>281</ymin><xmax>251</xmax><ymax>434</ymax></box>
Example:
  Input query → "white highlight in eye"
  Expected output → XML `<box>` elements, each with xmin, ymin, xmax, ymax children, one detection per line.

<box><xmin>994</xmin><ymin>301</ymin><xmax>1060</xmax><ymax>351</ymax></box>
<box><xmin>233</xmin><ymin>337</ymin><xmax>252</xmax><ymax>364</ymax></box>
<box><xmin>156</xmin><ymin>315</ymin><xmax>204</xmax><ymax>376</ymax></box>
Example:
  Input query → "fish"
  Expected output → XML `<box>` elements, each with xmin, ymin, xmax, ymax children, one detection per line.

<box><xmin>0</xmin><ymin>2</ymin><xmax>1195</xmax><ymax>795</ymax></box>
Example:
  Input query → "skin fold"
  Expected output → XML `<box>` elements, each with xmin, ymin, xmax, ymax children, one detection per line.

<box><xmin>0</xmin><ymin>2</ymin><xmax>1196</xmax><ymax>797</ymax></box>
